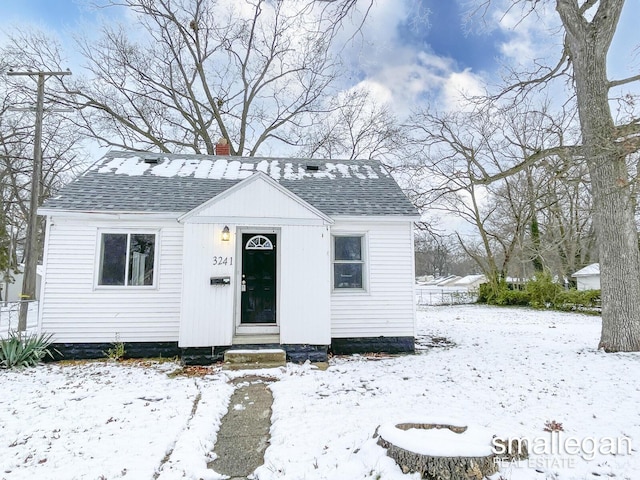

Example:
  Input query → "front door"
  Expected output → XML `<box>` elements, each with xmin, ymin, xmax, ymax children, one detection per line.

<box><xmin>241</xmin><ymin>233</ymin><xmax>277</xmax><ymax>325</ymax></box>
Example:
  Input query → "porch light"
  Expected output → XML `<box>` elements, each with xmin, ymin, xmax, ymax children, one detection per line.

<box><xmin>221</xmin><ymin>226</ymin><xmax>231</xmax><ymax>242</ymax></box>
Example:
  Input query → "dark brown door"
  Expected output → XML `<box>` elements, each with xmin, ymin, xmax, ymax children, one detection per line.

<box><xmin>241</xmin><ymin>234</ymin><xmax>277</xmax><ymax>324</ymax></box>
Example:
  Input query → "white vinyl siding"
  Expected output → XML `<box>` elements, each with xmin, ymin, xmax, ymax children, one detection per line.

<box><xmin>278</xmin><ymin>225</ymin><xmax>330</xmax><ymax>345</ymax></box>
<box><xmin>180</xmin><ymin>223</ymin><xmax>235</xmax><ymax>346</ymax></box>
<box><xmin>178</xmin><ymin>174</ymin><xmax>332</xmax><ymax>348</ymax></box>
<box><xmin>39</xmin><ymin>196</ymin><xmax>414</xmax><ymax>346</ymax></box>
<box><xmin>184</xmin><ymin>174</ymin><xmax>328</xmax><ymax>223</ymax></box>
<box><xmin>39</xmin><ymin>217</ymin><xmax>183</xmax><ymax>343</ymax></box>
<box><xmin>330</xmin><ymin>220</ymin><xmax>415</xmax><ymax>338</ymax></box>
<box><xmin>577</xmin><ymin>275</ymin><xmax>600</xmax><ymax>291</ymax></box>
<box><xmin>179</xmin><ymin>222</ymin><xmax>331</xmax><ymax>347</ymax></box>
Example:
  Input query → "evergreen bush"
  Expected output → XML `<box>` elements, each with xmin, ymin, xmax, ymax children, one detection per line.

<box><xmin>0</xmin><ymin>332</ymin><xmax>57</xmax><ymax>368</ymax></box>
<box><xmin>477</xmin><ymin>273</ymin><xmax>600</xmax><ymax>312</ymax></box>
<box><xmin>556</xmin><ymin>289</ymin><xmax>601</xmax><ymax>311</ymax></box>
<box><xmin>525</xmin><ymin>272</ymin><xmax>562</xmax><ymax>308</ymax></box>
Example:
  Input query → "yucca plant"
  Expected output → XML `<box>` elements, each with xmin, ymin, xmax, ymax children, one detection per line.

<box><xmin>0</xmin><ymin>331</ymin><xmax>58</xmax><ymax>369</ymax></box>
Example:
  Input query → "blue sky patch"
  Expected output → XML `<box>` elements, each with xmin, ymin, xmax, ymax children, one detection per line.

<box><xmin>397</xmin><ymin>1</ymin><xmax>506</xmax><ymax>72</ymax></box>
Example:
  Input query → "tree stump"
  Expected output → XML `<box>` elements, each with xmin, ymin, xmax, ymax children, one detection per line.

<box><xmin>375</xmin><ymin>422</ymin><xmax>499</xmax><ymax>480</ymax></box>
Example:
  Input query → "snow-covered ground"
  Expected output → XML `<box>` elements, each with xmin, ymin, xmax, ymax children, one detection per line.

<box><xmin>1</xmin><ymin>305</ymin><xmax>638</xmax><ymax>480</ymax></box>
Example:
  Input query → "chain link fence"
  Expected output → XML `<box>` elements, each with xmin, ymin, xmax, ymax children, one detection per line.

<box><xmin>0</xmin><ymin>301</ymin><xmax>39</xmax><ymax>339</ymax></box>
<box><xmin>415</xmin><ymin>287</ymin><xmax>478</xmax><ymax>307</ymax></box>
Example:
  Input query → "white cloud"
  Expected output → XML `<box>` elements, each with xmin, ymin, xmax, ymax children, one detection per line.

<box><xmin>349</xmin><ymin>79</ymin><xmax>394</xmax><ymax>106</ymax></box>
<box><xmin>334</xmin><ymin>1</ymin><xmax>496</xmax><ymax>118</ymax></box>
<box><xmin>494</xmin><ymin>2</ymin><xmax>561</xmax><ymax>66</ymax></box>
<box><xmin>350</xmin><ymin>41</ymin><xmax>489</xmax><ymax>116</ymax></box>
<box><xmin>441</xmin><ymin>69</ymin><xmax>485</xmax><ymax>111</ymax></box>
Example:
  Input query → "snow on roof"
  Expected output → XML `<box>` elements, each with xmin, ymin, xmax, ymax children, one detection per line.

<box><xmin>42</xmin><ymin>151</ymin><xmax>419</xmax><ymax>217</ymax></box>
<box><xmin>572</xmin><ymin>263</ymin><xmax>600</xmax><ymax>277</ymax></box>
<box><xmin>435</xmin><ymin>275</ymin><xmax>462</xmax><ymax>287</ymax></box>
<box><xmin>94</xmin><ymin>153</ymin><xmax>386</xmax><ymax>181</ymax></box>
<box><xmin>452</xmin><ymin>274</ymin><xmax>486</xmax><ymax>286</ymax></box>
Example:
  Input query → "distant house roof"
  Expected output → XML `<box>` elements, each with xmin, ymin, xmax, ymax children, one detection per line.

<box><xmin>452</xmin><ymin>274</ymin><xmax>486</xmax><ymax>286</ymax></box>
<box><xmin>434</xmin><ymin>275</ymin><xmax>462</xmax><ymax>287</ymax></box>
<box><xmin>572</xmin><ymin>263</ymin><xmax>600</xmax><ymax>277</ymax></box>
<box><xmin>42</xmin><ymin>151</ymin><xmax>419</xmax><ymax>217</ymax></box>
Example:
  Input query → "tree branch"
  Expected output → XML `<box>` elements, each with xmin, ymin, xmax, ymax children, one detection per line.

<box><xmin>472</xmin><ymin>145</ymin><xmax>583</xmax><ymax>185</ymax></box>
<box><xmin>609</xmin><ymin>74</ymin><xmax>640</xmax><ymax>89</ymax></box>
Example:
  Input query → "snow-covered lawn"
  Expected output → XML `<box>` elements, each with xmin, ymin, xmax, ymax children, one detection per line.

<box><xmin>1</xmin><ymin>305</ymin><xmax>638</xmax><ymax>480</ymax></box>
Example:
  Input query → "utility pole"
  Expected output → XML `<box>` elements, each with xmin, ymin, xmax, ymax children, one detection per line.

<box><xmin>6</xmin><ymin>69</ymin><xmax>71</xmax><ymax>332</ymax></box>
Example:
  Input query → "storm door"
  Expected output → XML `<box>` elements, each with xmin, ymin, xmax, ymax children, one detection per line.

<box><xmin>240</xmin><ymin>233</ymin><xmax>277</xmax><ymax>324</ymax></box>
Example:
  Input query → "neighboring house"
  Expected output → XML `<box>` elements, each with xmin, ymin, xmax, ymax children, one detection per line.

<box><xmin>38</xmin><ymin>150</ymin><xmax>419</xmax><ymax>364</ymax></box>
<box><xmin>450</xmin><ymin>274</ymin><xmax>487</xmax><ymax>290</ymax></box>
<box><xmin>415</xmin><ymin>275</ymin><xmax>434</xmax><ymax>285</ymax></box>
<box><xmin>434</xmin><ymin>275</ymin><xmax>462</xmax><ymax>287</ymax></box>
<box><xmin>572</xmin><ymin>263</ymin><xmax>601</xmax><ymax>291</ymax></box>
<box><xmin>1</xmin><ymin>265</ymin><xmax>43</xmax><ymax>302</ymax></box>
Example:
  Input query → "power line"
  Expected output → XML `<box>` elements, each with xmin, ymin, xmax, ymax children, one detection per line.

<box><xmin>6</xmin><ymin>69</ymin><xmax>72</xmax><ymax>331</ymax></box>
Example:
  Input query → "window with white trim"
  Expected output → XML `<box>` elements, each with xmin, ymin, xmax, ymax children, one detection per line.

<box><xmin>333</xmin><ymin>235</ymin><xmax>365</xmax><ymax>289</ymax></box>
<box><xmin>98</xmin><ymin>233</ymin><xmax>156</xmax><ymax>286</ymax></box>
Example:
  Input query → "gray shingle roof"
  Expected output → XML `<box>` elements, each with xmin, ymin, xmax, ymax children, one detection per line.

<box><xmin>43</xmin><ymin>151</ymin><xmax>418</xmax><ymax>217</ymax></box>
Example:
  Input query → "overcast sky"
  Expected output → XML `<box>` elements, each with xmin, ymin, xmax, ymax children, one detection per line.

<box><xmin>0</xmin><ymin>0</ymin><xmax>638</xmax><ymax>118</ymax></box>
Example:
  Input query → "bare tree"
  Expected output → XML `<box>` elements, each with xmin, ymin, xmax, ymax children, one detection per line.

<box><xmin>299</xmin><ymin>89</ymin><xmax>407</xmax><ymax>162</ymax></box>
<box><xmin>414</xmin><ymin>231</ymin><xmax>454</xmax><ymax>277</ymax></box>
<box><xmin>1</xmin><ymin>33</ymin><xmax>86</xmax><ymax>303</ymax></box>
<box><xmin>48</xmin><ymin>0</ymin><xmax>372</xmax><ymax>156</ymax></box>
<box><xmin>537</xmin><ymin>157</ymin><xmax>596</xmax><ymax>282</ymax></box>
<box><xmin>468</xmin><ymin>0</ymin><xmax>640</xmax><ymax>351</ymax></box>
<box><xmin>406</xmin><ymin>102</ymin><xmax>571</xmax><ymax>284</ymax></box>
<box><xmin>405</xmin><ymin>108</ymin><xmax>507</xmax><ymax>283</ymax></box>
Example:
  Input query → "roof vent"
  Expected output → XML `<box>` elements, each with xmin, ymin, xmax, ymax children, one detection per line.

<box><xmin>144</xmin><ymin>157</ymin><xmax>162</xmax><ymax>165</ymax></box>
<box><xmin>305</xmin><ymin>164</ymin><xmax>319</xmax><ymax>171</ymax></box>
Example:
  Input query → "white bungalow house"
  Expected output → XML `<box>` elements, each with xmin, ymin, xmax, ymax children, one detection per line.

<box><xmin>37</xmin><ymin>150</ymin><xmax>419</xmax><ymax>363</ymax></box>
<box><xmin>572</xmin><ymin>263</ymin><xmax>600</xmax><ymax>291</ymax></box>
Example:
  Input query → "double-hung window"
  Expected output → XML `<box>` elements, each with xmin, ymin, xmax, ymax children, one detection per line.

<box><xmin>333</xmin><ymin>235</ymin><xmax>365</xmax><ymax>289</ymax></box>
<box><xmin>98</xmin><ymin>233</ymin><xmax>156</xmax><ymax>286</ymax></box>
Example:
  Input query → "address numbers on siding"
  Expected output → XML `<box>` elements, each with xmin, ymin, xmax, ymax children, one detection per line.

<box><xmin>213</xmin><ymin>256</ymin><xmax>233</xmax><ymax>266</ymax></box>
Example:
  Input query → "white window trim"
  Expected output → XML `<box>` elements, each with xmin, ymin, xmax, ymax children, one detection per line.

<box><xmin>331</xmin><ymin>233</ymin><xmax>368</xmax><ymax>293</ymax></box>
<box><xmin>94</xmin><ymin>229</ymin><xmax>160</xmax><ymax>290</ymax></box>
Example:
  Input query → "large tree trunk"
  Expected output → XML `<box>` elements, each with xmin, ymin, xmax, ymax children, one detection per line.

<box><xmin>557</xmin><ymin>0</ymin><xmax>640</xmax><ymax>351</ymax></box>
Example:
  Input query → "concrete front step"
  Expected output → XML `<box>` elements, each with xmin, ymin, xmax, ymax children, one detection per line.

<box><xmin>223</xmin><ymin>348</ymin><xmax>286</xmax><ymax>370</ymax></box>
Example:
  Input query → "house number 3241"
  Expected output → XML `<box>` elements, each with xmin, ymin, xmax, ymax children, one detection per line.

<box><xmin>213</xmin><ymin>256</ymin><xmax>233</xmax><ymax>266</ymax></box>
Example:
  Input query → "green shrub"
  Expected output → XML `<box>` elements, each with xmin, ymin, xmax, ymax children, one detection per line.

<box><xmin>478</xmin><ymin>281</ymin><xmax>508</xmax><ymax>304</ymax></box>
<box><xmin>495</xmin><ymin>289</ymin><xmax>530</xmax><ymax>306</ymax></box>
<box><xmin>105</xmin><ymin>341</ymin><xmax>126</xmax><ymax>361</ymax></box>
<box><xmin>556</xmin><ymin>289</ymin><xmax>601</xmax><ymax>311</ymax></box>
<box><xmin>477</xmin><ymin>272</ymin><xmax>600</xmax><ymax>312</ymax></box>
<box><xmin>525</xmin><ymin>272</ymin><xmax>562</xmax><ymax>309</ymax></box>
<box><xmin>478</xmin><ymin>281</ymin><xmax>529</xmax><ymax>306</ymax></box>
<box><xmin>0</xmin><ymin>332</ymin><xmax>57</xmax><ymax>369</ymax></box>
<box><xmin>477</xmin><ymin>282</ymin><xmax>492</xmax><ymax>303</ymax></box>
